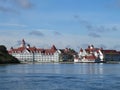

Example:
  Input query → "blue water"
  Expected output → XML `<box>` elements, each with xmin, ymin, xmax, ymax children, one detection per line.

<box><xmin>0</xmin><ymin>63</ymin><xmax>120</xmax><ymax>90</ymax></box>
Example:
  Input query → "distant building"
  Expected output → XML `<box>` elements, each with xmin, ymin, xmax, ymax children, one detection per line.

<box><xmin>8</xmin><ymin>39</ymin><xmax>61</xmax><ymax>63</ymax></box>
<box><xmin>59</xmin><ymin>48</ymin><xmax>77</xmax><ymax>62</ymax></box>
<box><xmin>74</xmin><ymin>45</ymin><xmax>120</xmax><ymax>63</ymax></box>
<box><xmin>74</xmin><ymin>45</ymin><xmax>104</xmax><ymax>63</ymax></box>
<box><xmin>101</xmin><ymin>50</ymin><xmax>120</xmax><ymax>62</ymax></box>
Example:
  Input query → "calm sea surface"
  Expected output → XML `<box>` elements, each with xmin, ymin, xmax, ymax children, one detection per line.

<box><xmin>0</xmin><ymin>63</ymin><xmax>120</xmax><ymax>90</ymax></box>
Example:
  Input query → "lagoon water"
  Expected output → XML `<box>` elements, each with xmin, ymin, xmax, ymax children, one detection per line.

<box><xmin>0</xmin><ymin>63</ymin><xmax>120</xmax><ymax>90</ymax></box>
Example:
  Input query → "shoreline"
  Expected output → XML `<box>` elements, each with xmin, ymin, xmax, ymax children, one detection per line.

<box><xmin>1</xmin><ymin>61</ymin><xmax>120</xmax><ymax>65</ymax></box>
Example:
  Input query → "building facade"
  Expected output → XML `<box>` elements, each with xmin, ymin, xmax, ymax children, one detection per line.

<box><xmin>74</xmin><ymin>45</ymin><xmax>120</xmax><ymax>63</ymax></box>
<box><xmin>59</xmin><ymin>48</ymin><xmax>77</xmax><ymax>62</ymax></box>
<box><xmin>74</xmin><ymin>45</ymin><xmax>104</xmax><ymax>63</ymax></box>
<box><xmin>8</xmin><ymin>39</ymin><xmax>61</xmax><ymax>63</ymax></box>
<box><xmin>101</xmin><ymin>50</ymin><xmax>120</xmax><ymax>62</ymax></box>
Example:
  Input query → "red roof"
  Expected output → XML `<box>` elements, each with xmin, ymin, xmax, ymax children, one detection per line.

<box><xmin>51</xmin><ymin>45</ymin><xmax>57</xmax><ymax>51</ymax></box>
<box><xmin>8</xmin><ymin>39</ymin><xmax>57</xmax><ymax>55</ymax></box>
<box><xmin>85</xmin><ymin>55</ymin><xmax>96</xmax><ymax>60</ymax></box>
<box><xmin>80</xmin><ymin>48</ymin><xmax>83</xmax><ymax>52</ymax></box>
<box><xmin>8</xmin><ymin>45</ymin><xmax>57</xmax><ymax>55</ymax></box>
<box><xmin>101</xmin><ymin>50</ymin><xmax>119</xmax><ymax>54</ymax></box>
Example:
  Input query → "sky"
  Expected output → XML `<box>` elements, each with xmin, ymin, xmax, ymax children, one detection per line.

<box><xmin>0</xmin><ymin>0</ymin><xmax>120</xmax><ymax>51</ymax></box>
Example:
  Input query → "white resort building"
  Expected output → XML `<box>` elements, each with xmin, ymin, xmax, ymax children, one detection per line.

<box><xmin>74</xmin><ymin>45</ymin><xmax>104</xmax><ymax>63</ymax></box>
<box><xmin>8</xmin><ymin>39</ymin><xmax>61</xmax><ymax>63</ymax></box>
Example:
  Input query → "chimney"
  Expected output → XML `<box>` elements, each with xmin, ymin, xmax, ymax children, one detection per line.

<box><xmin>26</xmin><ymin>44</ymin><xmax>30</xmax><ymax>48</ymax></box>
<box><xmin>90</xmin><ymin>45</ymin><xmax>94</xmax><ymax>49</ymax></box>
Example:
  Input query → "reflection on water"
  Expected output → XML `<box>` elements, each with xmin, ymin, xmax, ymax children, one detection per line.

<box><xmin>74</xmin><ymin>63</ymin><xmax>104</xmax><ymax>74</ymax></box>
<box><xmin>0</xmin><ymin>63</ymin><xmax>120</xmax><ymax>90</ymax></box>
<box><xmin>0</xmin><ymin>63</ymin><xmax>119</xmax><ymax>75</ymax></box>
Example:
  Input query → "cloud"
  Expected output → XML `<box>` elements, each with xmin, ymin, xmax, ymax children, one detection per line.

<box><xmin>107</xmin><ymin>0</ymin><xmax>120</xmax><ymax>9</ymax></box>
<box><xmin>29</xmin><ymin>31</ymin><xmax>45</xmax><ymax>37</ymax></box>
<box><xmin>13</xmin><ymin>0</ymin><xmax>33</xmax><ymax>9</ymax></box>
<box><xmin>94</xmin><ymin>25</ymin><xmax>119</xmax><ymax>33</ymax></box>
<box><xmin>14</xmin><ymin>40</ymin><xmax>22</xmax><ymax>46</ymax></box>
<box><xmin>0</xmin><ymin>6</ymin><xmax>18</xmax><ymax>14</ymax></box>
<box><xmin>88</xmin><ymin>32</ymin><xmax>101</xmax><ymax>38</ymax></box>
<box><xmin>74</xmin><ymin>15</ymin><xmax>93</xmax><ymax>30</ymax></box>
<box><xmin>0</xmin><ymin>23</ymin><xmax>27</xmax><ymax>27</ymax></box>
<box><xmin>14</xmin><ymin>39</ymin><xmax>30</xmax><ymax>47</ymax></box>
<box><xmin>65</xmin><ymin>45</ymin><xmax>72</xmax><ymax>48</ymax></box>
<box><xmin>97</xmin><ymin>44</ymin><xmax>107</xmax><ymax>49</ymax></box>
<box><xmin>0</xmin><ymin>0</ymin><xmax>33</xmax><ymax>14</ymax></box>
<box><xmin>77</xmin><ymin>44</ymin><xmax>89</xmax><ymax>50</ymax></box>
<box><xmin>111</xmin><ymin>26</ymin><xmax>118</xmax><ymax>31</ymax></box>
<box><xmin>113</xmin><ymin>45</ymin><xmax>120</xmax><ymax>50</ymax></box>
<box><xmin>0</xmin><ymin>29</ymin><xmax>120</xmax><ymax>51</ymax></box>
<box><xmin>74</xmin><ymin>15</ymin><xmax>119</xmax><ymax>38</ymax></box>
<box><xmin>115</xmin><ymin>0</ymin><xmax>120</xmax><ymax>8</ymax></box>
<box><xmin>53</xmin><ymin>31</ymin><xmax>62</xmax><ymax>36</ymax></box>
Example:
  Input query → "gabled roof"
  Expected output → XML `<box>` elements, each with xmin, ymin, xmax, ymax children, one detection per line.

<box><xmin>80</xmin><ymin>48</ymin><xmax>83</xmax><ymax>52</ymax></box>
<box><xmin>51</xmin><ymin>45</ymin><xmax>57</xmax><ymax>51</ymax></box>
<box><xmin>8</xmin><ymin>39</ymin><xmax>58</xmax><ymax>55</ymax></box>
<box><xmin>9</xmin><ymin>45</ymin><xmax>57</xmax><ymax>55</ymax></box>
<box><xmin>84</xmin><ymin>55</ymin><xmax>96</xmax><ymax>60</ymax></box>
<box><xmin>27</xmin><ymin>47</ymin><xmax>36</xmax><ymax>52</ymax></box>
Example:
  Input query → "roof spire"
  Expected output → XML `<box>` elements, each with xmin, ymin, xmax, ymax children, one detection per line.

<box><xmin>80</xmin><ymin>48</ymin><xmax>83</xmax><ymax>52</ymax></box>
<box><xmin>21</xmin><ymin>39</ymin><xmax>26</xmax><ymax>47</ymax></box>
<box><xmin>51</xmin><ymin>45</ymin><xmax>57</xmax><ymax>51</ymax></box>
